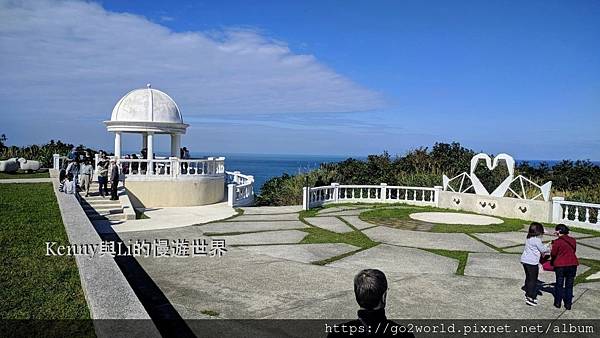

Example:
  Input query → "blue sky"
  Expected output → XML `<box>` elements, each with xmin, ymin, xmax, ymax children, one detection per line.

<box><xmin>1</xmin><ymin>0</ymin><xmax>599</xmax><ymax>159</ymax></box>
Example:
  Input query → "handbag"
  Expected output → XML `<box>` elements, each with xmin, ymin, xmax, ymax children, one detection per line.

<box><xmin>540</xmin><ymin>255</ymin><xmax>553</xmax><ymax>271</ymax></box>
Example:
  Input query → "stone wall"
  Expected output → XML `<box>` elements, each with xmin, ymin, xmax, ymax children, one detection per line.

<box><xmin>125</xmin><ymin>176</ymin><xmax>225</xmax><ymax>208</ymax></box>
<box><xmin>438</xmin><ymin>190</ymin><xmax>552</xmax><ymax>223</ymax></box>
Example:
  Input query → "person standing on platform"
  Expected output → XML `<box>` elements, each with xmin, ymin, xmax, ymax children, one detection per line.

<box><xmin>109</xmin><ymin>159</ymin><xmax>120</xmax><ymax>200</ymax></box>
<box><xmin>79</xmin><ymin>160</ymin><xmax>93</xmax><ymax>197</ymax></box>
<box><xmin>97</xmin><ymin>155</ymin><xmax>109</xmax><ymax>198</ymax></box>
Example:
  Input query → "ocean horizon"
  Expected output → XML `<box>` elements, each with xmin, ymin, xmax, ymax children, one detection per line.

<box><xmin>125</xmin><ymin>151</ymin><xmax>599</xmax><ymax>193</ymax></box>
<box><xmin>200</xmin><ymin>153</ymin><xmax>600</xmax><ymax>193</ymax></box>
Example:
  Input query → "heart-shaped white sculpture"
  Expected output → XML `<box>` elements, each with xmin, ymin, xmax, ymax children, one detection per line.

<box><xmin>469</xmin><ymin>153</ymin><xmax>515</xmax><ymax>197</ymax></box>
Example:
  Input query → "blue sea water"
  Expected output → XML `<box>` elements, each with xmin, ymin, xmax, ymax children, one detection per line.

<box><xmin>192</xmin><ymin>153</ymin><xmax>348</xmax><ymax>193</ymax></box>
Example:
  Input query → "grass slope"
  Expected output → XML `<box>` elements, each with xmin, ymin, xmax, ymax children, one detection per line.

<box><xmin>0</xmin><ymin>183</ymin><xmax>91</xmax><ymax>322</ymax></box>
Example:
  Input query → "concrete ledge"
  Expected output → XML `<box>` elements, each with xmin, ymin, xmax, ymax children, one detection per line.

<box><xmin>118</xmin><ymin>181</ymin><xmax>137</xmax><ymax>220</ymax></box>
<box><xmin>50</xmin><ymin>178</ymin><xmax>160</xmax><ymax>336</ymax></box>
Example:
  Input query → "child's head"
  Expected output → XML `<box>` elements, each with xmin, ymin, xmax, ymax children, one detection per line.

<box><xmin>527</xmin><ymin>222</ymin><xmax>545</xmax><ymax>238</ymax></box>
<box><xmin>67</xmin><ymin>173</ymin><xmax>74</xmax><ymax>181</ymax></box>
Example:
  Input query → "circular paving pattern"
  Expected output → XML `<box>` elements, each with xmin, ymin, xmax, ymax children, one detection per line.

<box><xmin>409</xmin><ymin>212</ymin><xmax>504</xmax><ymax>225</ymax></box>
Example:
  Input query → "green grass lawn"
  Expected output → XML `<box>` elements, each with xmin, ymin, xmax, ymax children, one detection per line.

<box><xmin>359</xmin><ymin>205</ymin><xmax>526</xmax><ymax>233</ymax></box>
<box><xmin>297</xmin><ymin>212</ymin><xmax>379</xmax><ymax>265</ymax></box>
<box><xmin>0</xmin><ymin>171</ymin><xmax>49</xmax><ymax>179</ymax></box>
<box><xmin>0</xmin><ymin>183</ymin><xmax>92</xmax><ymax>324</ymax></box>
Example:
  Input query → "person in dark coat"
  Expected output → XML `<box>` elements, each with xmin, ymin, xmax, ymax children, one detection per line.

<box><xmin>328</xmin><ymin>269</ymin><xmax>414</xmax><ymax>338</ymax></box>
<box><xmin>551</xmin><ymin>224</ymin><xmax>579</xmax><ymax>310</ymax></box>
<box><xmin>109</xmin><ymin>159</ymin><xmax>120</xmax><ymax>200</ymax></box>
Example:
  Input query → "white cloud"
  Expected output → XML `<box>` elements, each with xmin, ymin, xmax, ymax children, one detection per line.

<box><xmin>0</xmin><ymin>0</ymin><xmax>384</xmax><ymax>127</ymax></box>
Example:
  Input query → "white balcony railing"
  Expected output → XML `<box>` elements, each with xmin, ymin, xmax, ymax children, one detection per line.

<box><xmin>552</xmin><ymin>198</ymin><xmax>600</xmax><ymax>229</ymax></box>
<box><xmin>303</xmin><ymin>183</ymin><xmax>441</xmax><ymax>210</ymax></box>
<box><xmin>226</xmin><ymin>171</ymin><xmax>255</xmax><ymax>207</ymax></box>
<box><xmin>115</xmin><ymin>157</ymin><xmax>225</xmax><ymax>178</ymax></box>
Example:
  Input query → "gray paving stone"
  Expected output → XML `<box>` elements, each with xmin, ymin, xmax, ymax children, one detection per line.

<box><xmin>304</xmin><ymin>217</ymin><xmax>354</xmax><ymax>233</ymax></box>
<box><xmin>505</xmin><ymin>243</ymin><xmax>600</xmax><ymax>260</ymax></box>
<box><xmin>340</xmin><ymin>216</ymin><xmax>377</xmax><ymax>230</ymax></box>
<box><xmin>239</xmin><ymin>243</ymin><xmax>359</xmax><ymax>264</ymax></box>
<box><xmin>472</xmin><ymin>232</ymin><xmax>530</xmax><ymax>248</ymax></box>
<box><xmin>240</xmin><ymin>206</ymin><xmax>302</xmax><ymax>214</ymax></box>
<box><xmin>558</xmin><ymin>290</ymin><xmax>600</xmax><ymax>319</ymax></box>
<box><xmin>579</xmin><ymin>282</ymin><xmax>600</xmax><ymax>290</ymax></box>
<box><xmin>580</xmin><ymin>237</ymin><xmax>600</xmax><ymax>249</ymax></box>
<box><xmin>231</xmin><ymin>213</ymin><xmax>300</xmax><ymax>221</ymax></box>
<box><xmin>142</xmin><ymin>256</ymin><xmax>357</xmax><ymax>319</ymax></box>
<box><xmin>270</xmin><ymin>273</ymin><xmax>579</xmax><ymax>319</ymax></box>
<box><xmin>327</xmin><ymin>244</ymin><xmax>458</xmax><ymax>276</ymax></box>
<box><xmin>464</xmin><ymin>253</ymin><xmax>589</xmax><ymax>281</ymax></box>
<box><xmin>217</xmin><ymin>230</ymin><xmax>308</xmax><ymax>245</ymax></box>
<box><xmin>199</xmin><ymin>221</ymin><xmax>308</xmax><ymax>234</ymax></box>
<box><xmin>362</xmin><ymin>226</ymin><xmax>496</xmax><ymax>252</ymax></box>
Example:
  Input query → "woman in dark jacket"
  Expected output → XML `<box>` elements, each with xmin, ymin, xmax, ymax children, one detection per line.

<box><xmin>551</xmin><ymin>224</ymin><xmax>579</xmax><ymax>310</ymax></box>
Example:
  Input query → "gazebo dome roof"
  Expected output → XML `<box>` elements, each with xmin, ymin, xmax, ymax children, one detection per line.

<box><xmin>105</xmin><ymin>85</ymin><xmax>188</xmax><ymax>134</ymax></box>
<box><xmin>111</xmin><ymin>85</ymin><xmax>183</xmax><ymax>124</ymax></box>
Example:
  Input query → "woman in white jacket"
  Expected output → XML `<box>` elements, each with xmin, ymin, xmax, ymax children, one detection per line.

<box><xmin>521</xmin><ymin>222</ymin><xmax>550</xmax><ymax>306</ymax></box>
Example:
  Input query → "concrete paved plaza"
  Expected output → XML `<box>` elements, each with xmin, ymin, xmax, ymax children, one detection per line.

<box><xmin>114</xmin><ymin>205</ymin><xmax>600</xmax><ymax>320</ymax></box>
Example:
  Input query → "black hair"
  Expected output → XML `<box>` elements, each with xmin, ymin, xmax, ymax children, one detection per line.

<box><xmin>555</xmin><ymin>224</ymin><xmax>570</xmax><ymax>235</ymax></box>
<box><xmin>354</xmin><ymin>269</ymin><xmax>388</xmax><ymax>310</ymax></box>
<box><xmin>527</xmin><ymin>222</ymin><xmax>545</xmax><ymax>238</ymax></box>
<box><xmin>67</xmin><ymin>173</ymin><xmax>73</xmax><ymax>181</ymax></box>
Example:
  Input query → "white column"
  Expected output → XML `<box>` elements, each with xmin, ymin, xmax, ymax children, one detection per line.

<box><xmin>227</xmin><ymin>184</ymin><xmax>236</xmax><ymax>207</ymax></box>
<box><xmin>170</xmin><ymin>134</ymin><xmax>181</xmax><ymax>157</ymax></box>
<box><xmin>147</xmin><ymin>132</ymin><xmax>154</xmax><ymax>174</ymax></box>
<box><xmin>552</xmin><ymin>197</ymin><xmax>565</xmax><ymax>223</ymax></box>
<box><xmin>434</xmin><ymin>186</ymin><xmax>443</xmax><ymax>207</ymax></box>
<box><xmin>114</xmin><ymin>132</ymin><xmax>122</xmax><ymax>159</ymax></box>
<box><xmin>53</xmin><ymin>154</ymin><xmax>60</xmax><ymax>170</ymax></box>
<box><xmin>331</xmin><ymin>183</ymin><xmax>339</xmax><ymax>203</ymax></box>
<box><xmin>302</xmin><ymin>187</ymin><xmax>309</xmax><ymax>210</ymax></box>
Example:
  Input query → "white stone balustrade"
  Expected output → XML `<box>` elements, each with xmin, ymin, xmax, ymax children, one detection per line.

<box><xmin>116</xmin><ymin>157</ymin><xmax>226</xmax><ymax>178</ymax></box>
<box><xmin>303</xmin><ymin>183</ymin><xmax>440</xmax><ymax>210</ymax></box>
<box><xmin>552</xmin><ymin>197</ymin><xmax>600</xmax><ymax>229</ymax></box>
<box><xmin>226</xmin><ymin>171</ymin><xmax>255</xmax><ymax>207</ymax></box>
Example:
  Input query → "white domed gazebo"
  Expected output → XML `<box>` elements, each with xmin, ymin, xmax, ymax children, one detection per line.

<box><xmin>105</xmin><ymin>84</ymin><xmax>188</xmax><ymax>161</ymax></box>
<box><xmin>99</xmin><ymin>85</ymin><xmax>254</xmax><ymax>208</ymax></box>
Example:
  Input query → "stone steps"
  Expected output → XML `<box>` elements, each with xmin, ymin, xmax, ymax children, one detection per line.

<box><xmin>78</xmin><ymin>182</ymin><xmax>127</xmax><ymax>222</ymax></box>
<box><xmin>88</xmin><ymin>213</ymin><xmax>126</xmax><ymax>221</ymax></box>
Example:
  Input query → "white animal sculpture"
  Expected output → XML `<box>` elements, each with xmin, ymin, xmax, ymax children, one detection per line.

<box><xmin>17</xmin><ymin>158</ymin><xmax>42</xmax><ymax>171</ymax></box>
<box><xmin>0</xmin><ymin>158</ymin><xmax>19</xmax><ymax>172</ymax></box>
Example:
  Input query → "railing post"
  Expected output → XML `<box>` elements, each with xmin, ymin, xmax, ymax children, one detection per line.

<box><xmin>434</xmin><ymin>186</ymin><xmax>443</xmax><ymax>208</ymax></box>
<box><xmin>169</xmin><ymin>157</ymin><xmax>178</xmax><ymax>177</ymax></box>
<box><xmin>207</xmin><ymin>157</ymin><xmax>215</xmax><ymax>175</ymax></box>
<box><xmin>380</xmin><ymin>183</ymin><xmax>387</xmax><ymax>201</ymax></box>
<box><xmin>53</xmin><ymin>154</ymin><xmax>60</xmax><ymax>170</ymax></box>
<box><xmin>552</xmin><ymin>197</ymin><xmax>565</xmax><ymax>223</ymax></box>
<box><xmin>247</xmin><ymin>175</ymin><xmax>255</xmax><ymax>195</ymax></box>
<box><xmin>227</xmin><ymin>183</ymin><xmax>236</xmax><ymax>207</ymax></box>
<box><xmin>331</xmin><ymin>183</ymin><xmax>339</xmax><ymax>203</ymax></box>
<box><xmin>303</xmin><ymin>187</ymin><xmax>309</xmax><ymax>210</ymax></box>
